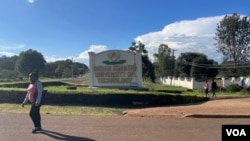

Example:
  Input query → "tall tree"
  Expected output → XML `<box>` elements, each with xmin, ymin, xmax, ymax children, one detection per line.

<box><xmin>215</xmin><ymin>13</ymin><xmax>250</xmax><ymax>63</ymax></box>
<box><xmin>128</xmin><ymin>41</ymin><xmax>155</xmax><ymax>82</ymax></box>
<box><xmin>218</xmin><ymin>60</ymin><xmax>250</xmax><ymax>77</ymax></box>
<box><xmin>0</xmin><ymin>56</ymin><xmax>19</xmax><ymax>80</ymax></box>
<box><xmin>129</xmin><ymin>41</ymin><xmax>148</xmax><ymax>54</ymax></box>
<box><xmin>153</xmin><ymin>44</ymin><xmax>172</xmax><ymax>77</ymax></box>
<box><xmin>142</xmin><ymin>55</ymin><xmax>155</xmax><ymax>82</ymax></box>
<box><xmin>0</xmin><ymin>55</ymin><xmax>17</xmax><ymax>70</ymax></box>
<box><xmin>15</xmin><ymin>49</ymin><xmax>46</xmax><ymax>76</ymax></box>
<box><xmin>191</xmin><ymin>57</ymin><xmax>218</xmax><ymax>81</ymax></box>
<box><xmin>176</xmin><ymin>52</ymin><xmax>218</xmax><ymax>80</ymax></box>
<box><xmin>176</xmin><ymin>52</ymin><xmax>204</xmax><ymax>77</ymax></box>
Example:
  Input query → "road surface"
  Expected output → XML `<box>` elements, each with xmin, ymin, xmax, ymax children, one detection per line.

<box><xmin>1</xmin><ymin>112</ymin><xmax>250</xmax><ymax>141</ymax></box>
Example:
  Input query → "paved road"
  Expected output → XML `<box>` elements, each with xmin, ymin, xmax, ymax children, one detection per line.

<box><xmin>1</xmin><ymin>112</ymin><xmax>250</xmax><ymax>141</ymax></box>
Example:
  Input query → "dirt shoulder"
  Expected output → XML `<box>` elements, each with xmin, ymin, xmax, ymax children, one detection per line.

<box><xmin>123</xmin><ymin>97</ymin><xmax>250</xmax><ymax>118</ymax></box>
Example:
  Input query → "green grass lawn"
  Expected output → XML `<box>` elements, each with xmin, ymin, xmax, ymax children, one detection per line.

<box><xmin>0</xmin><ymin>103</ymin><xmax>124</xmax><ymax>116</ymax></box>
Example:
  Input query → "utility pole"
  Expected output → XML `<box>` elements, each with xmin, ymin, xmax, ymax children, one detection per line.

<box><xmin>71</xmin><ymin>57</ymin><xmax>74</xmax><ymax>78</ymax></box>
<box><xmin>170</xmin><ymin>49</ymin><xmax>177</xmax><ymax>85</ymax></box>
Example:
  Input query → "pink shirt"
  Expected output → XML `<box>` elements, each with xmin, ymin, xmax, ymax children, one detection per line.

<box><xmin>204</xmin><ymin>82</ymin><xmax>209</xmax><ymax>89</ymax></box>
<box><xmin>27</xmin><ymin>83</ymin><xmax>36</xmax><ymax>102</ymax></box>
<box><xmin>23</xmin><ymin>80</ymin><xmax>43</xmax><ymax>104</ymax></box>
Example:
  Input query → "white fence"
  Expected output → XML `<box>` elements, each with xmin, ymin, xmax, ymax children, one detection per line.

<box><xmin>156</xmin><ymin>76</ymin><xmax>250</xmax><ymax>90</ymax></box>
<box><xmin>222</xmin><ymin>77</ymin><xmax>250</xmax><ymax>88</ymax></box>
<box><xmin>156</xmin><ymin>77</ymin><xmax>204</xmax><ymax>90</ymax></box>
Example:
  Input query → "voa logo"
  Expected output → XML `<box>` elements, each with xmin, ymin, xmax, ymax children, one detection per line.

<box><xmin>222</xmin><ymin>125</ymin><xmax>250</xmax><ymax>141</ymax></box>
<box><xmin>226</xmin><ymin>129</ymin><xmax>246</xmax><ymax>136</ymax></box>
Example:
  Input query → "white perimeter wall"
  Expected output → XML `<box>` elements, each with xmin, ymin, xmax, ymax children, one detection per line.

<box><xmin>156</xmin><ymin>76</ymin><xmax>250</xmax><ymax>90</ymax></box>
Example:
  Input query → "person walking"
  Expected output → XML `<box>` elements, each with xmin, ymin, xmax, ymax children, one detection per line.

<box><xmin>22</xmin><ymin>72</ymin><xmax>43</xmax><ymax>133</ymax></box>
<box><xmin>211</xmin><ymin>80</ymin><xmax>217</xmax><ymax>97</ymax></box>
<box><xmin>204</xmin><ymin>80</ymin><xmax>209</xmax><ymax>98</ymax></box>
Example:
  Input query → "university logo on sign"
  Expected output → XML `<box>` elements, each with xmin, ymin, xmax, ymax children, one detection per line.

<box><xmin>103</xmin><ymin>52</ymin><xmax>126</xmax><ymax>65</ymax></box>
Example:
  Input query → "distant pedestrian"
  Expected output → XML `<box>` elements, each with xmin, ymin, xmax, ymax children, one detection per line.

<box><xmin>204</xmin><ymin>80</ymin><xmax>209</xmax><ymax>97</ymax></box>
<box><xmin>211</xmin><ymin>80</ymin><xmax>217</xmax><ymax>97</ymax></box>
<box><xmin>22</xmin><ymin>72</ymin><xmax>43</xmax><ymax>133</ymax></box>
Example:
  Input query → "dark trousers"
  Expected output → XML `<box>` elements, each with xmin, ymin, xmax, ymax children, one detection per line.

<box><xmin>212</xmin><ymin>88</ymin><xmax>216</xmax><ymax>97</ymax></box>
<box><xmin>29</xmin><ymin>103</ymin><xmax>41</xmax><ymax>128</ymax></box>
<box><xmin>205</xmin><ymin>89</ymin><xmax>209</xmax><ymax>97</ymax></box>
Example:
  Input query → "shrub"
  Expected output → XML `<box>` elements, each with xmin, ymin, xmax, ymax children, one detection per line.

<box><xmin>0</xmin><ymin>81</ymin><xmax>70</xmax><ymax>88</ymax></box>
<box><xmin>226</xmin><ymin>84</ymin><xmax>242</xmax><ymax>92</ymax></box>
<box><xmin>0</xmin><ymin>90</ymin><xmax>204</xmax><ymax>107</ymax></box>
<box><xmin>66</xmin><ymin>86</ymin><xmax>77</xmax><ymax>90</ymax></box>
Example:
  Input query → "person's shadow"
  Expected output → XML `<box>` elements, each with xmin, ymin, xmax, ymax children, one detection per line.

<box><xmin>37</xmin><ymin>129</ymin><xmax>95</xmax><ymax>141</ymax></box>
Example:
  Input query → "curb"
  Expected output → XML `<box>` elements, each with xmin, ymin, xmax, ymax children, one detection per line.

<box><xmin>186</xmin><ymin>114</ymin><xmax>250</xmax><ymax>118</ymax></box>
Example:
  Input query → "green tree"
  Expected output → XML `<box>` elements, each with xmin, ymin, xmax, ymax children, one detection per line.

<box><xmin>142</xmin><ymin>55</ymin><xmax>155</xmax><ymax>82</ymax></box>
<box><xmin>219</xmin><ymin>61</ymin><xmax>250</xmax><ymax>77</ymax></box>
<box><xmin>0</xmin><ymin>56</ymin><xmax>19</xmax><ymax>80</ymax></box>
<box><xmin>55</xmin><ymin>61</ymin><xmax>69</xmax><ymax>78</ymax></box>
<box><xmin>46</xmin><ymin>60</ymin><xmax>88</xmax><ymax>78</ymax></box>
<box><xmin>176</xmin><ymin>52</ymin><xmax>204</xmax><ymax>77</ymax></box>
<box><xmin>43</xmin><ymin>63</ymin><xmax>58</xmax><ymax>78</ymax></box>
<box><xmin>15</xmin><ymin>49</ymin><xmax>46</xmax><ymax>76</ymax></box>
<box><xmin>128</xmin><ymin>41</ymin><xmax>155</xmax><ymax>82</ymax></box>
<box><xmin>129</xmin><ymin>41</ymin><xmax>148</xmax><ymax>54</ymax></box>
<box><xmin>191</xmin><ymin>57</ymin><xmax>218</xmax><ymax>81</ymax></box>
<box><xmin>176</xmin><ymin>52</ymin><xmax>218</xmax><ymax>80</ymax></box>
<box><xmin>153</xmin><ymin>44</ymin><xmax>172</xmax><ymax>77</ymax></box>
<box><xmin>0</xmin><ymin>55</ymin><xmax>17</xmax><ymax>70</ymax></box>
<box><xmin>215</xmin><ymin>13</ymin><xmax>250</xmax><ymax>76</ymax></box>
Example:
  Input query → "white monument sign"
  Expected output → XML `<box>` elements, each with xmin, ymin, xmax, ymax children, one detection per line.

<box><xmin>88</xmin><ymin>50</ymin><xmax>142</xmax><ymax>88</ymax></box>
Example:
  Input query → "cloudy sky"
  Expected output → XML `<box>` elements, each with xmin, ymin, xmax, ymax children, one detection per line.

<box><xmin>0</xmin><ymin>0</ymin><xmax>249</xmax><ymax>65</ymax></box>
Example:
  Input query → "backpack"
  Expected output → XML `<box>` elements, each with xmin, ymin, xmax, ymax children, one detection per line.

<box><xmin>40</xmin><ymin>90</ymin><xmax>49</xmax><ymax>104</ymax></box>
<box><xmin>34</xmin><ymin>82</ymin><xmax>49</xmax><ymax>104</ymax></box>
<box><xmin>35</xmin><ymin>89</ymin><xmax>48</xmax><ymax>104</ymax></box>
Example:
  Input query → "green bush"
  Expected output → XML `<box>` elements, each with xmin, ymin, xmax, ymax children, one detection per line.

<box><xmin>0</xmin><ymin>81</ymin><xmax>204</xmax><ymax>107</ymax></box>
<box><xmin>0</xmin><ymin>90</ymin><xmax>204</xmax><ymax>107</ymax></box>
<box><xmin>66</xmin><ymin>86</ymin><xmax>77</xmax><ymax>90</ymax></box>
<box><xmin>0</xmin><ymin>81</ymin><xmax>71</xmax><ymax>88</ymax></box>
<box><xmin>156</xmin><ymin>90</ymin><xmax>182</xmax><ymax>94</ymax></box>
<box><xmin>226</xmin><ymin>84</ymin><xmax>242</xmax><ymax>92</ymax></box>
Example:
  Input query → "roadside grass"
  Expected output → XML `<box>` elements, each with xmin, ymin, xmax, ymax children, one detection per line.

<box><xmin>195</xmin><ymin>89</ymin><xmax>249</xmax><ymax>97</ymax></box>
<box><xmin>0</xmin><ymin>104</ymin><xmax>124</xmax><ymax>116</ymax></box>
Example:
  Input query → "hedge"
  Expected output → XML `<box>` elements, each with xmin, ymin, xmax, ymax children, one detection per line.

<box><xmin>0</xmin><ymin>81</ymin><xmax>70</xmax><ymax>88</ymax></box>
<box><xmin>0</xmin><ymin>90</ymin><xmax>204</xmax><ymax>108</ymax></box>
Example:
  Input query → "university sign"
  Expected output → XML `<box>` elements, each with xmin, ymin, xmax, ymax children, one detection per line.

<box><xmin>88</xmin><ymin>50</ymin><xmax>142</xmax><ymax>88</ymax></box>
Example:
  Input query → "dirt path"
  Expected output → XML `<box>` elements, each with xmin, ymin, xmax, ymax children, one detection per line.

<box><xmin>123</xmin><ymin>97</ymin><xmax>250</xmax><ymax>118</ymax></box>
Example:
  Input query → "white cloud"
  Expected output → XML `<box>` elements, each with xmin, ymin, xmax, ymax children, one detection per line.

<box><xmin>135</xmin><ymin>15</ymin><xmax>225</xmax><ymax>63</ymax></box>
<box><xmin>0</xmin><ymin>42</ymin><xmax>25</xmax><ymax>57</ymax></box>
<box><xmin>45</xmin><ymin>44</ymin><xmax>108</xmax><ymax>66</ymax></box>
<box><xmin>27</xmin><ymin>0</ymin><xmax>35</xmax><ymax>4</ymax></box>
<box><xmin>44</xmin><ymin>55</ymin><xmax>69</xmax><ymax>63</ymax></box>
<box><xmin>0</xmin><ymin>43</ymin><xmax>25</xmax><ymax>50</ymax></box>
<box><xmin>0</xmin><ymin>51</ymin><xmax>15</xmax><ymax>57</ymax></box>
<box><xmin>76</xmin><ymin>44</ymin><xmax>107</xmax><ymax>65</ymax></box>
<box><xmin>78</xmin><ymin>44</ymin><xmax>107</xmax><ymax>59</ymax></box>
